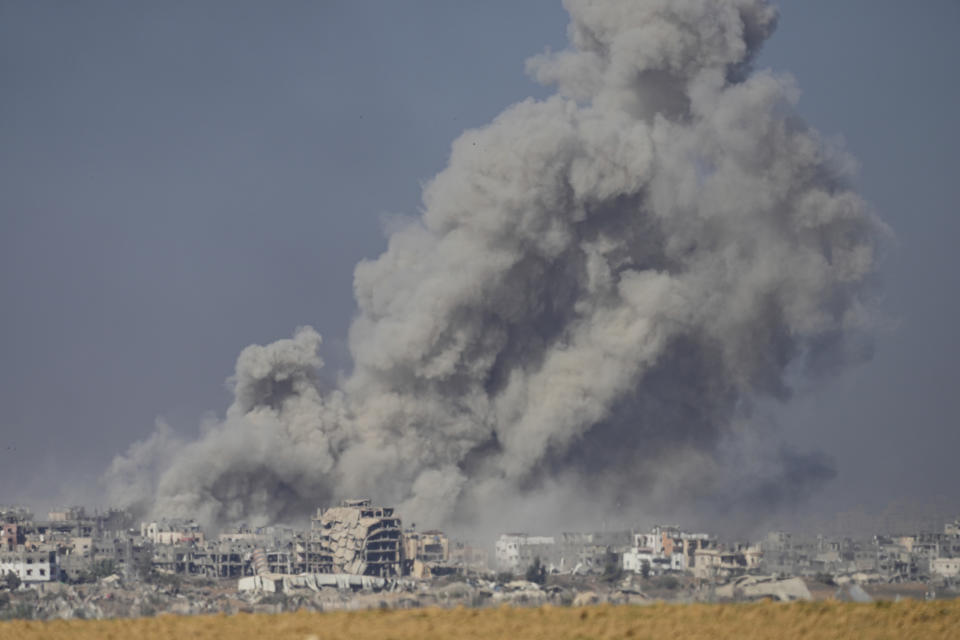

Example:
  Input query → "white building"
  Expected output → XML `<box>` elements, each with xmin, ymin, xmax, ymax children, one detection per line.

<box><xmin>622</xmin><ymin>548</ymin><xmax>656</xmax><ymax>573</ymax></box>
<box><xmin>141</xmin><ymin>519</ymin><xmax>205</xmax><ymax>545</ymax></box>
<box><xmin>0</xmin><ymin>548</ymin><xmax>57</xmax><ymax>584</ymax></box>
<box><xmin>495</xmin><ymin>533</ymin><xmax>555</xmax><ymax>572</ymax></box>
<box><xmin>622</xmin><ymin>526</ymin><xmax>716</xmax><ymax>574</ymax></box>
<box><xmin>930</xmin><ymin>557</ymin><xmax>960</xmax><ymax>578</ymax></box>
<box><xmin>634</xmin><ymin>531</ymin><xmax>662</xmax><ymax>554</ymax></box>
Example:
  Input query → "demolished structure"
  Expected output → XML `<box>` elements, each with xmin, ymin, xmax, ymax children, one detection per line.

<box><xmin>402</xmin><ymin>529</ymin><xmax>451</xmax><ymax>578</ymax></box>
<box><xmin>307</xmin><ymin>499</ymin><xmax>402</xmax><ymax>577</ymax></box>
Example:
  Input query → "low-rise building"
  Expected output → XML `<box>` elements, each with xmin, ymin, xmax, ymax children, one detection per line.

<box><xmin>449</xmin><ymin>541</ymin><xmax>488</xmax><ymax>571</ymax></box>
<box><xmin>141</xmin><ymin>519</ymin><xmax>205</xmax><ymax>545</ymax></box>
<box><xmin>47</xmin><ymin>507</ymin><xmax>87</xmax><ymax>522</ymax></box>
<box><xmin>622</xmin><ymin>526</ymin><xmax>718</xmax><ymax>574</ymax></box>
<box><xmin>945</xmin><ymin>518</ymin><xmax>960</xmax><ymax>537</ymax></box>
<box><xmin>553</xmin><ymin>532</ymin><xmax>622</xmax><ymax>574</ymax></box>
<box><xmin>0</xmin><ymin>547</ymin><xmax>57</xmax><ymax>584</ymax></box>
<box><xmin>693</xmin><ymin>546</ymin><xmax>761</xmax><ymax>579</ymax></box>
<box><xmin>622</xmin><ymin>547</ymin><xmax>658</xmax><ymax>574</ymax></box>
<box><xmin>494</xmin><ymin>533</ymin><xmax>555</xmax><ymax>572</ymax></box>
<box><xmin>931</xmin><ymin>557</ymin><xmax>960</xmax><ymax>579</ymax></box>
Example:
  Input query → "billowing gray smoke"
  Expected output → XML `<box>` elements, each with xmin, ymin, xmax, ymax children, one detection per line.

<box><xmin>106</xmin><ymin>0</ymin><xmax>885</xmax><ymax>531</ymax></box>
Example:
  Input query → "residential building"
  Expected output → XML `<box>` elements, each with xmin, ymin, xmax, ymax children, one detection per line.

<box><xmin>0</xmin><ymin>547</ymin><xmax>57</xmax><ymax>583</ymax></box>
<box><xmin>494</xmin><ymin>533</ymin><xmax>555</xmax><ymax>572</ymax></box>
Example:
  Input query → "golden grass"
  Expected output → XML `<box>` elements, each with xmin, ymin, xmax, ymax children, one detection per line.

<box><xmin>4</xmin><ymin>600</ymin><xmax>959</xmax><ymax>640</ymax></box>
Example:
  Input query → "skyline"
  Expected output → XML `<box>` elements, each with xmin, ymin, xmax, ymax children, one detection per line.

<box><xmin>1</xmin><ymin>1</ymin><xmax>958</xmax><ymax>532</ymax></box>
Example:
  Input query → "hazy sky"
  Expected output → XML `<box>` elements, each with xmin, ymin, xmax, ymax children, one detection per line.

<box><xmin>1</xmin><ymin>1</ymin><xmax>958</xmax><ymax>525</ymax></box>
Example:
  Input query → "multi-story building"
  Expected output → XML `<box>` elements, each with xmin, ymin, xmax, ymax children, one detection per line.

<box><xmin>47</xmin><ymin>507</ymin><xmax>87</xmax><ymax>522</ymax></box>
<box><xmin>141</xmin><ymin>519</ymin><xmax>205</xmax><ymax>545</ymax></box>
<box><xmin>554</xmin><ymin>532</ymin><xmax>625</xmax><ymax>574</ymax></box>
<box><xmin>0</xmin><ymin>547</ymin><xmax>57</xmax><ymax>584</ymax></box>
<box><xmin>1</xmin><ymin>523</ymin><xmax>23</xmax><ymax>550</ymax></box>
<box><xmin>402</xmin><ymin>530</ymin><xmax>449</xmax><ymax>564</ymax></box>
<box><xmin>151</xmin><ymin>544</ymin><xmax>196</xmax><ymax>575</ymax></box>
<box><xmin>400</xmin><ymin>529</ymin><xmax>451</xmax><ymax>578</ymax></box>
<box><xmin>693</xmin><ymin>545</ymin><xmax>763</xmax><ymax>580</ymax></box>
<box><xmin>494</xmin><ymin>533</ymin><xmax>555</xmax><ymax>572</ymax></box>
<box><xmin>622</xmin><ymin>546</ymin><xmax>660</xmax><ymax>573</ymax></box>
<box><xmin>622</xmin><ymin>526</ymin><xmax>727</xmax><ymax>575</ymax></box>
<box><xmin>308</xmin><ymin>499</ymin><xmax>403</xmax><ymax>577</ymax></box>
<box><xmin>191</xmin><ymin>541</ymin><xmax>252</xmax><ymax>578</ymax></box>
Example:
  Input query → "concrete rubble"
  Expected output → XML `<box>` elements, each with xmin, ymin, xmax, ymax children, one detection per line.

<box><xmin>238</xmin><ymin>572</ymin><xmax>412</xmax><ymax>593</ymax></box>
<box><xmin>714</xmin><ymin>575</ymin><xmax>813</xmax><ymax>601</ymax></box>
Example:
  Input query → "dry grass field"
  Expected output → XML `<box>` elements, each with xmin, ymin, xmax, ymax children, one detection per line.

<box><xmin>3</xmin><ymin>600</ymin><xmax>959</xmax><ymax>640</ymax></box>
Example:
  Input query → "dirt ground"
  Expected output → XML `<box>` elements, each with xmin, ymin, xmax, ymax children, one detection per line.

<box><xmin>3</xmin><ymin>600</ymin><xmax>959</xmax><ymax>640</ymax></box>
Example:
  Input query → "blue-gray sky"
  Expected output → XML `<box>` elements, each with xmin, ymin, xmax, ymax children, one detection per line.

<box><xmin>1</xmin><ymin>1</ymin><xmax>958</xmax><ymax>527</ymax></box>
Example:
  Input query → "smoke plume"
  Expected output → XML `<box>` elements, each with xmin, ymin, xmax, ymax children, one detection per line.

<box><xmin>108</xmin><ymin>0</ymin><xmax>885</xmax><ymax>531</ymax></box>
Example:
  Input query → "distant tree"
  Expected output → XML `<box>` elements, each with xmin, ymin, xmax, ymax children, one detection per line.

<box><xmin>656</xmin><ymin>575</ymin><xmax>679</xmax><ymax>590</ymax></box>
<box><xmin>257</xmin><ymin>592</ymin><xmax>289</xmax><ymax>608</ymax></box>
<box><xmin>640</xmin><ymin>560</ymin><xmax>651</xmax><ymax>579</ymax></box>
<box><xmin>601</xmin><ymin>551</ymin><xmax>622</xmax><ymax>583</ymax></box>
<box><xmin>814</xmin><ymin>572</ymin><xmax>836</xmax><ymax>586</ymax></box>
<box><xmin>90</xmin><ymin>559</ymin><xmax>117</xmax><ymax>580</ymax></box>
<box><xmin>2</xmin><ymin>571</ymin><xmax>20</xmax><ymax>591</ymax></box>
<box><xmin>134</xmin><ymin>554</ymin><xmax>155</xmax><ymax>582</ymax></box>
<box><xmin>495</xmin><ymin>571</ymin><xmax>514</xmax><ymax>584</ymax></box>
<box><xmin>525</xmin><ymin>557</ymin><xmax>547</xmax><ymax>585</ymax></box>
<box><xmin>1</xmin><ymin>602</ymin><xmax>34</xmax><ymax>620</ymax></box>
<box><xmin>150</xmin><ymin>571</ymin><xmax>182</xmax><ymax>592</ymax></box>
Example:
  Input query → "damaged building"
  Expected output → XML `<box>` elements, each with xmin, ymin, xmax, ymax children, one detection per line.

<box><xmin>402</xmin><ymin>529</ymin><xmax>452</xmax><ymax>578</ymax></box>
<box><xmin>307</xmin><ymin>499</ymin><xmax>402</xmax><ymax>577</ymax></box>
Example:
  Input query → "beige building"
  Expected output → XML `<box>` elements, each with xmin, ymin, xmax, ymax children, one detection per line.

<box><xmin>69</xmin><ymin>536</ymin><xmax>93</xmax><ymax>557</ymax></box>
<box><xmin>47</xmin><ymin>507</ymin><xmax>86</xmax><ymax>522</ymax></box>
<box><xmin>931</xmin><ymin>557</ymin><xmax>960</xmax><ymax>578</ymax></box>
<box><xmin>402</xmin><ymin>530</ymin><xmax>449</xmax><ymax>564</ymax></box>
<box><xmin>308</xmin><ymin>499</ymin><xmax>402</xmax><ymax>577</ymax></box>
<box><xmin>693</xmin><ymin>545</ymin><xmax>762</xmax><ymax>579</ymax></box>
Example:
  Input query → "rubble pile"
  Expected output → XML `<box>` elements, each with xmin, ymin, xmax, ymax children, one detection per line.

<box><xmin>714</xmin><ymin>575</ymin><xmax>812</xmax><ymax>602</ymax></box>
<box><xmin>0</xmin><ymin>572</ymin><xmax>678</xmax><ymax>620</ymax></box>
<box><xmin>4</xmin><ymin>567</ymin><xmax>959</xmax><ymax>621</ymax></box>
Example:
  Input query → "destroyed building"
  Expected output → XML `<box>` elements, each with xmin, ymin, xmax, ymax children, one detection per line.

<box><xmin>402</xmin><ymin>530</ymin><xmax>449</xmax><ymax>564</ymax></box>
<box><xmin>495</xmin><ymin>533</ymin><xmax>556</xmax><ymax>573</ymax></box>
<box><xmin>401</xmin><ymin>529</ymin><xmax>452</xmax><ymax>578</ymax></box>
<box><xmin>141</xmin><ymin>519</ymin><xmax>205</xmax><ymax>545</ymax></box>
<box><xmin>448</xmin><ymin>541</ymin><xmax>489</xmax><ymax>572</ymax></box>
<box><xmin>307</xmin><ymin>499</ymin><xmax>402</xmax><ymax>577</ymax></box>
